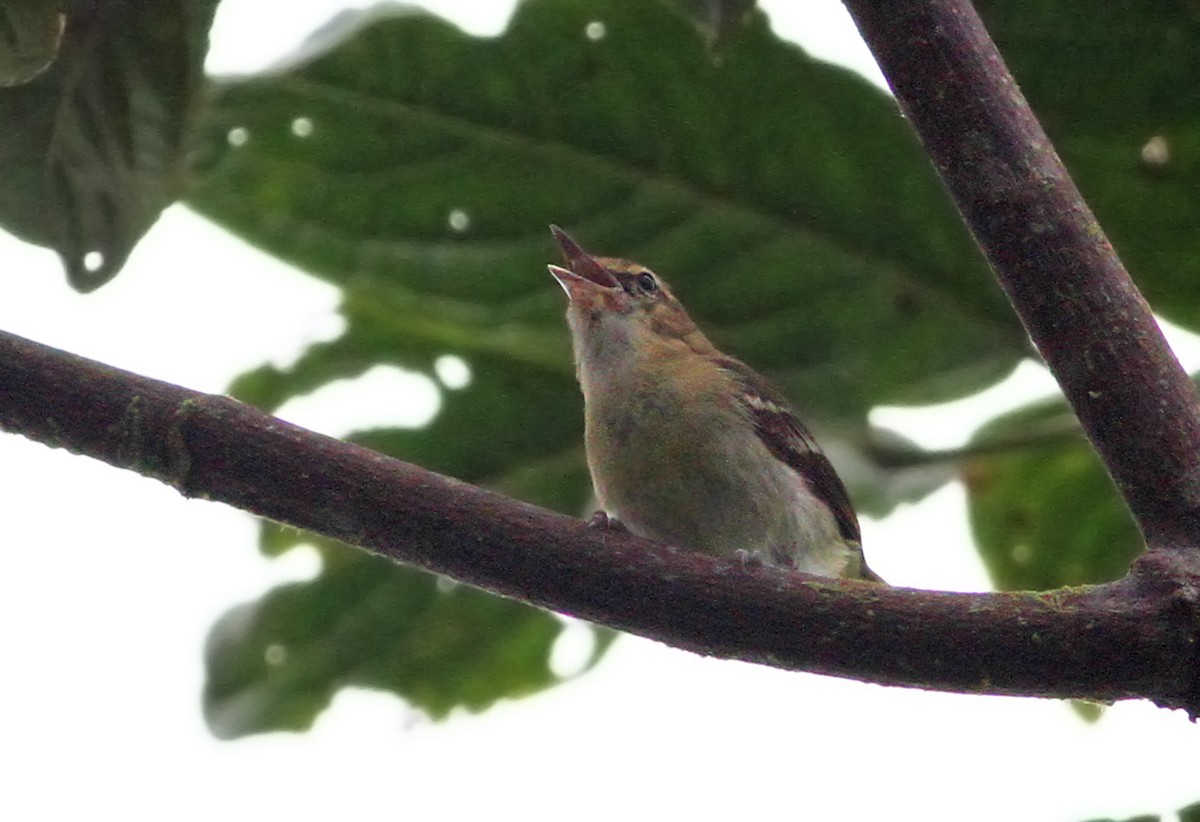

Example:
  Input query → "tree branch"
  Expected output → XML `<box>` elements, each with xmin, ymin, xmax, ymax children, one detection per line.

<box><xmin>841</xmin><ymin>0</ymin><xmax>1200</xmax><ymax>551</ymax></box>
<box><xmin>5</xmin><ymin>0</ymin><xmax>1200</xmax><ymax>722</ymax></box>
<box><xmin>2</xmin><ymin>328</ymin><xmax>1199</xmax><ymax>714</ymax></box>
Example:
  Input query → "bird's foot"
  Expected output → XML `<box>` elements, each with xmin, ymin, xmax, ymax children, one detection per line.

<box><xmin>733</xmin><ymin>548</ymin><xmax>766</xmax><ymax>568</ymax></box>
<box><xmin>587</xmin><ymin>510</ymin><xmax>627</xmax><ymax>531</ymax></box>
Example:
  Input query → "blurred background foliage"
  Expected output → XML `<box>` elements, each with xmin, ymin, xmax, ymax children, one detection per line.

<box><xmin>1</xmin><ymin>0</ymin><xmax>1198</xmax><ymax>749</ymax></box>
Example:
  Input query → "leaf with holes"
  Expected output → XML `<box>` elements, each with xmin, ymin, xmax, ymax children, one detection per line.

<box><xmin>0</xmin><ymin>0</ymin><xmax>216</xmax><ymax>290</ymax></box>
<box><xmin>204</xmin><ymin>540</ymin><xmax>589</xmax><ymax>738</ymax></box>
<box><xmin>188</xmin><ymin>0</ymin><xmax>1028</xmax><ymax>421</ymax></box>
<box><xmin>184</xmin><ymin>0</ymin><xmax>1037</xmax><ymax>737</ymax></box>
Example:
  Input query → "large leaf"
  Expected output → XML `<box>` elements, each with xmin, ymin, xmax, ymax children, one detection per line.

<box><xmin>182</xmin><ymin>0</ymin><xmax>1200</xmax><ymax>732</ymax></box>
<box><xmin>0</xmin><ymin>0</ymin><xmax>216</xmax><ymax>289</ymax></box>
<box><xmin>186</xmin><ymin>0</ymin><xmax>1027</xmax><ymax>735</ymax></box>
<box><xmin>189</xmin><ymin>0</ymin><xmax>1026</xmax><ymax>420</ymax></box>
<box><xmin>204</xmin><ymin>535</ymin><xmax>595</xmax><ymax>738</ymax></box>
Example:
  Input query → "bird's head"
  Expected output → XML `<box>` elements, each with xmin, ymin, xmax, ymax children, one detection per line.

<box><xmin>547</xmin><ymin>226</ymin><xmax>712</xmax><ymax>366</ymax></box>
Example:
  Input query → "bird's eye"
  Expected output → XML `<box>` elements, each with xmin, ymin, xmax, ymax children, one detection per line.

<box><xmin>635</xmin><ymin>272</ymin><xmax>658</xmax><ymax>294</ymax></box>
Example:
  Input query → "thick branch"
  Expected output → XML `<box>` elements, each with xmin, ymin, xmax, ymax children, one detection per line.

<box><xmin>842</xmin><ymin>0</ymin><xmax>1200</xmax><ymax>550</ymax></box>
<box><xmin>2</xmin><ymin>329</ymin><xmax>1199</xmax><ymax>713</ymax></box>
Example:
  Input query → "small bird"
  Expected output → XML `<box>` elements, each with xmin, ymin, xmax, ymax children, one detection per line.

<box><xmin>547</xmin><ymin>225</ymin><xmax>880</xmax><ymax>581</ymax></box>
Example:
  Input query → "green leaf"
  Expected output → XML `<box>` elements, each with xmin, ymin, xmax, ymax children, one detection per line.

<box><xmin>0</xmin><ymin>0</ymin><xmax>217</xmax><ymax>289</ymax></box>
<box><xmin>965</xmin><ymin>400</ymin><xmax>1143</xmax><ymax>590</ymax></box>
<box><xmin>232</xmin><ymin>309</ymin><xmax>589</xmax><ymax>504</ymax></box>
<box><xmin>186</xmin><ymin>0</ymin><xmax>1037</xmax><ymax>736</ymax></box>
<box><xmin>663</xmin><ymin>0</ymin><xmax>757</xmax><ymax>51</ymax></box>
<box><xmin>215</xmin><ymin>319</ymin><xmax>596</xmax><ymax>735</ymax></box>
<box><xmin>204</xmin><ymin>537</ymin><xmax>570</xmax><ymax>739</ymax></box>
<box><xmin>979</xmin><ymin>0</ymin><xmax>1200</xmax><ymax>331</ymax></box>
<box><xmin>188</xmin><ymin>0</ymin><xmax>1026</xmax><ymax>421</ymax></box>
<box><xmin>0</xmin><ymin>0</ymin><xmax>64</xmax><ymax>86</ymax></box>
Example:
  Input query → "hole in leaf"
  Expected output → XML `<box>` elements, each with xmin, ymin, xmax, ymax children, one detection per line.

<box><xmin>263</xmin><ymin>643</ymin><xmax>287</xmax><ymax>666</ymax></box>
<box><xmin>274</xmin><ymin>365</ymin><xmax>441</xmax><ymax>438</ymax></box>
<box><xmin>549</xmin><ymin>618</ymin><xmax>597</xmax><ymax>677</ymax></box>
<box><xmin>1141</xmin><ymin>134</ymin><xmax>1169</xmax><ymax>168</ymax></box>
<box><xmin>1011</xmin><ymin>542</ymin><xmax>1033</xmax><ymax>566</ymax></box>
<box><xmin>291</xmin><ymin>116</ymin><xmax>314</xmax><ymax>137</ymax></box>
<box><xmin>82</xmin><ymin>250</ymin><xmax>105</xmax><ymax>272</ymax></box>
<box><xmin>227</xmin><ymin>126</ymin><xmax>249</xmax><ymax>147</ymax></box>
<box><xmin>585</xmin><ymin>20</ymin><xmax>606</xmax><ymax>41</ymax></box>
<box><xmin>272</xmin><ymin>542</ymin><xmax>323</xmax><ymax>582</ymax></box>
<box><xmin>434</xmin><ymin>355</ymin><xmax>472</xmax><ymax>389</ymax></box>
<box><xmin>447</xmin><ymin>209</ymin><xmax>470</xmax><ymax>232</ymax></box>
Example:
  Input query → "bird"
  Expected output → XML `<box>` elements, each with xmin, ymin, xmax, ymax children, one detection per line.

<box><xmin>547</xmin><ymin>225</ymin><xmax>881</xmax><ymax>582</ymax></box>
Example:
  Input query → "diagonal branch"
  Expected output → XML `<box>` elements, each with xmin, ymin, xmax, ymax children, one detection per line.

<box><xmin>1</xmin><ymin>328</ymin><xmax>1199</xmax><ymax>713</ymax></box>
<box><xmin>841</xmin><ymin>0</ymin><xmax>1200</xmax><ymax>551</ymax></box>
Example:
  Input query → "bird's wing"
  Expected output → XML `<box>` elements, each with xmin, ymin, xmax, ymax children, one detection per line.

<box><xmin>714</xmin><ymin>357</ymin><xmax>861</xmax><ymax>544</ymax></box>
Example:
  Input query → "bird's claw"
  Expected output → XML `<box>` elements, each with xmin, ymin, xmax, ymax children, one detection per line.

<box><xmin>733</xmin><ymin>548</ymin><xmax>765</xmax><ymax>568</ymax></box>
<box><xmin>587</xmin><ymin>511</ymin><xmax>627</xmax><ymax>531</ymax></box>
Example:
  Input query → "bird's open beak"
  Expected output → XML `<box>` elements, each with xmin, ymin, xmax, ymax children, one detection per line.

<box><xmin>547</xmin><ymin>225</ymin><xmax>622</xmax><ymax>306</ymax></box>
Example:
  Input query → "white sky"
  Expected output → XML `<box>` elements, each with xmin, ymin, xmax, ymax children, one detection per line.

<box><xmin>2</xmin><ymin>2</ymin><xmax>1199</xmax><ymax>820</ymax></box>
